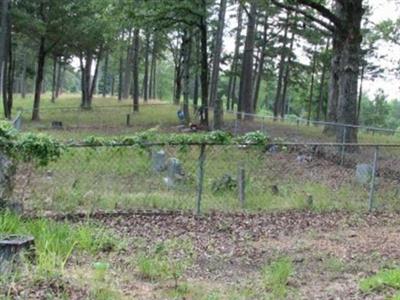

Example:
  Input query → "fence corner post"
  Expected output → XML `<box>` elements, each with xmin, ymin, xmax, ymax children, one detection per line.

<box><xmin>368</xmin><ymin>146</ymin><xmax>379</xmax><ymax>212</ymax></box>
<box><xmin>196</xmin><ymin>143</ymin><xmax>206</xmax><ymax>215</ymax></box>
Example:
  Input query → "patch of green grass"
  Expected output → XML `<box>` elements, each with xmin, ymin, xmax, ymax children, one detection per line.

<box><xmin>136</xmin><ymin>238</ymin><xmax>195</xmax><ymax>289</ymax></box>
<box><xmin>261</xmin><ymin>258</ymin><xmax>293</xmax><ymax>298</ymax></box>
<box><xmin>360</xmin><ymin>268</ymin><xmax>400</xmax><ymax>296</ymax></box>
<box><xmin>262</xmin><ymin>257</ymin><xmax>294</xmax><ymax>299</ymax></box>
<box><xmin>0</xmin><ymin>211</ymin><xmax>117</xmax><ymax>275</ymax></box>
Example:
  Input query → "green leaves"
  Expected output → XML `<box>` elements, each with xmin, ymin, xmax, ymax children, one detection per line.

<box><xmin>78</xmin><ymin>131</ymin><xmax>269</xmax><ymax>146</ymax></box>
<box><xmin>0</xmin><ymin>121</ymin><xmax>64</xmax><ymax>167</ymax></box>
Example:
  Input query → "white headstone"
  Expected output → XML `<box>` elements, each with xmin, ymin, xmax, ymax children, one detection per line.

<box><xmin>356</xmin><ymin>164</ymin><xmax>373</xmax><ymax>184</ymax></box>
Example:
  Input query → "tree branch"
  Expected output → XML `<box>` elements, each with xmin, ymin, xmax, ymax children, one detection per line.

<box><xmin>271</xmin><ymin>0</ymin><xmax>344</xmax><ymax>32</ymax></box>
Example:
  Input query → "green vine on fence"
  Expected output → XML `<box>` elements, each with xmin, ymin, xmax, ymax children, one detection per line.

<box><xmin>0</xmin><ymin>122</ymin><xmax>64</xmax><ymax>166</ymax></box>
<box><xmin>79</xmin><ymin>130</ymin><xmax>270</xmax><ymax>147</ymax></box>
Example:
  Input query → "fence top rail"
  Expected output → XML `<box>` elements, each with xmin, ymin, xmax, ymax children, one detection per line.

<box><xmin>65</xmin><ymin>142</ymin><xmax>400</xmax><ymax>148</ymax></box>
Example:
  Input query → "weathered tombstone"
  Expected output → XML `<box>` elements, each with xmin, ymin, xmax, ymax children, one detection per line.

<box><xmin>152</xmin><ymin>150</ymin><xmax>166</xmax><ymax>172</ymax></box>
<box><xmin>51</xmin><ymin>121</ymin><xmax>63</xmax><ymax>130</ymax></box>
<box><xmin>356</xmin><ymin>163</ymin><xmax>373</xmax><ymax>184</ymax></box>
<box><xmin>163</xmin><ymin>158</ymin><xmax>184</xmax><ymax>188</ymax></box>
<box><xmin>0</xmin><ymin>153</ymin><xmax>16</xmax><ymax>209</ymax></box>
<box><xmin>0</xmin><ymin>235</ymin><xmax>35</xmax><ymax>273</ymax></box>
<box><xmin>12</xmin><ymin>115</ymin><xmax>22</xmax><ymax>131</ymax></box>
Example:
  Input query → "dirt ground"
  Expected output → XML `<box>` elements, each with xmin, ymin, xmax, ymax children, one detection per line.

<box><xmin>11</xmin><ymin>211</ymin><xmax>399</xmax><ymax>300</ymax></box>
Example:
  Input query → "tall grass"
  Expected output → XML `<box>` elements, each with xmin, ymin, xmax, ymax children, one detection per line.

<box><xmin>0</xmin><ymin>212</ymin><xmax>116</xmax><ymax>275</ymax></box>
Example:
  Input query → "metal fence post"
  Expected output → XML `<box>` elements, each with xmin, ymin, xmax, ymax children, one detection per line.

<box><xmin>368</xmin><ymin>146</ymin><xmax>379</xmax><ymax>212</ymax></box>
<box><xmin>196</xmin><ymin>144</ymin><xmax>206</xmax><ymax>215</ymax></box>
<box><xmin>340</xmin><ymin>126</ymin><xmax>346</xmax><ymax>165</ymax></box>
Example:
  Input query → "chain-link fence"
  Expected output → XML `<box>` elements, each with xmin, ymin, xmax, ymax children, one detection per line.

<box><xmin>223</xmin><ymin>111</ymin><xmax>400</xmax><ymax>144</ymax></box>
<box><xmin>15</xmin><ymin>142</ymin><xmax>400</xmax><ymax>214</ymax></box>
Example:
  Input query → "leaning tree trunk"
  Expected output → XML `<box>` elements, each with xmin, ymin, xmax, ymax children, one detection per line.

<box><xmin>307</xmin><ymin>51</ymin><xmax>317</xmax><ymax>125</ymax></box>
<box><xmin>0</xmin><ymin>0</ymin><xmax>9</xmax><ymax>118</ymax></box>
<box><xmin>102</xmin><ymin>51</ymin><xmax>109</xmax><ymax>98</ymax></box>
<box><xmin>238</xmin><ymin>1</ymin><xmax>257</xmax><ymax>121</ymax></box>
<box><xmin>32</xmin><ymin>36</ymin><xmax>46</xmax><ymax>121</ymax></box>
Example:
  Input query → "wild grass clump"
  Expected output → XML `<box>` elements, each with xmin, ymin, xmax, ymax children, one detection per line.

<box><xmin>360</xmin><ymin>268</ymin><xmax>400</xmax><ymax>297</ymax></box>
<box><xmin>262</xmin><ymin>257</ymin><xmax>294</xmax><ymax>299</ymax></box>
<box><xmin>0</xmin><ymin>211</ymin><xmax>117</xmax><ymax>275</ymax></box>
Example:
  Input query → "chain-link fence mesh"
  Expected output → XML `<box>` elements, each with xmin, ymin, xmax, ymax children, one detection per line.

<box><xmin>15</xmin><ymin>143</ymin><xmax>400</xmax><ymax>214</ymax></box>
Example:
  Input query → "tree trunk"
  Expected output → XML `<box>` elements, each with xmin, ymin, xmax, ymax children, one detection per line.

<box><xmin>55</xmin><ymin>57</ymin><xmax>62</xmax><ymax>99</ymax></box>
<box><xmin>227</xmin><ymin>4</ymin><xmax>243</xmax><ymax>112</ymax></box>
<box><xmin>356</xmin><ymin>64</ymin><xmax>364</xmax><ymax>123</ymax></box>
<box><xmin>307</xmin><ymin>51</ymin><xmax>317</xmax><ymax>125</ymax></box>
<box><xmin>200</xmin><ymin>1</ymin><xmax>209</xmax><ymax>126</ymax></box>
<box><xmin>89</xmin><ymin>50</ymin><xmax>102</xmax><ymax>105</ymax></box>
<box><xmin>211</xmin><ymin>0</ymin><xmax>227</xmax><ymax>129</ymax></box>
<box><xmin>32</xmin><ymin>36</ymin><xmax>46</xmax><ymax>121</ymax></box>
<box><xmin>253</xmin><ymin>12</ymin><xmax>269</xmax><ymax>112</ymax></box>
<box><xmin>0</xmin><ymin>0</ymin><xmax>10</xmax><ymax>118</ymax></box>
<box><xmin>122</xmin><ymin>30</ymin><xmax>133</xmax><ymax>100</ymax></box>
<box><xmin>102</xmin><ymin>51</ymin><xmax>109</xmax><ymax>97</ymax></box>
<box><xmin>273</xmin><ymin>12</ymin><xmax>290</xmax><ymax>119</ymax></box>
<box><xmin>51</xmin><ymin>56</ymin><xmax>57</xmax><ymax>103</ymax></box>
<box><xmin>182</xmin><ymin>30</ymin><xmax>192</xmax><ymax>126</ymax></box>
<box><xmin>143</xmin><ymin>32</ymin><xmax>150</xmax><ymax>102</ymax></box>
<box><xmin>5</xmin><ymin>21</ymin><xmax>13</xmax><ymax>119</ymax></box>
<box><xmin>118</xmin><ymin>53</ymin><xmax>123</xmax><ymax>101</ymax></box>
<box><xmin>132</xmin><ymin>28</ymin><xmax>140</xmax><ymax>112</ymax></box>
<box><xmin>335</xmin><ymin>0</ymin><xmax>363</xmax><ymax>145</ymax></box>
<box><xmin>20</xmin><ymin>53</ymin><xmax>27</xmax><ymax>99</ymax></box>
<box><xmin>280</xmin><ymin>30</ymin><xmax>296</xmax><ymax>117</ymax></box>
<box><xmin>174</xmin><ymin>41</ymin><xmax>184</xmax><ymax>105</ymax></box>
<box><xmin>317</xmin><ymin>39</ymin><xmax>330</xmax><ymax>121</ymax></box>
<box><xmin>238</xmin><ymin>1</ymin><xmax>257</xmax><ymax>121</ymax></box>
<box><xmin>80</xmin><ymin>52</ymin><xmax>92</xmax><ymax>109</ymax></box>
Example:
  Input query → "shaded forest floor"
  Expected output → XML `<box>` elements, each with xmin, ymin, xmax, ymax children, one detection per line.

<box><xmin>4</xmin><ymin>211</ymin><xmax>400</xmax><ymax>299</ymax></box>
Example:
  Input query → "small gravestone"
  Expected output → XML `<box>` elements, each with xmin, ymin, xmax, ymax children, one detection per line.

<box><xmin>212</xmin><ymin>174</ymin><xmax>237</xmax><ymax>193</ymax></box>
<box><xmin>356</xmin><ymin>164</ymin><xmax>373</xmax><ymax>184</ymax></box>
<box><xmin>0</xmin><ymin>235</ymin><xmax>35</xmax><ymax>273</ymax></box>
<box><xmin>13</xmin><ymin>116</ymin><xmax>22</xmax><ymax>131</ymax></box>
<box><xmin>51</xmin><ymin>121</ymin><xmax>63</xmax><ymax>130</ymax></box>
<box><xmin>152</xmin><ymin>150</ymin><xmax>166</xmax><ymax>172</ymax></box>
<box><xmin>163</xmin><ymin>158</ymin><xmax>184</xmax><ymax>188</ymax></box>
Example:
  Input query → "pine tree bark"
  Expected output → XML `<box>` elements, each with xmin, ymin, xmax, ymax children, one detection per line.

<box><xmin>51</xmin><ymin>56</ymin><xmax>57</xmax><ymax>103</ymax></box>
<box><xmin>32</xmin><ymin>36</ymin><xmax>46</xmax><ymax>121</ymax></box>
<box><xmin>55</xmin><ymin>57</ymin><xmax>62</xmax><ymax>99</ymax></box>
<box><xmin>132</xmin><ymin>28</ymin><xmax>140</xmax><ymax>112</ymax></box>
<box><xmin>317</xmin><ymin>39</ymin><xmax>330</xmax><ymax>121</ymax></box>
<box><xmin>122</xmin><ymin>30</ymin><xmax>133</xmax><ymax>100</ymax></box>
<box><xmin>102</xmin><ymin>51</ymin><xmax>109</xmax><ymax>97</ymax></box>
<box><xmin>1</xmin><ymin>0</ymin><xmax>10</xmax><ymax>119</ymax></box>
<box><xmin>210</xmin><ymin>0</ymin><xmax>228</xmax><ymax>129</ymax></box>
<box><xmin>273</xmin><ymin>12</ymin><xmax>290</xmax><ymax>119</ymax></box>
<box><xmin>253</xmin><ymin>13</ymin><xmax>269</xmax><ymax>112</ymax></box>
<box><xmin>227</xmin><ymin>4</ymin><xmax>243</xmax><ymax>112</ymax></box>
<box><xmin>307</xmin><ymin>51</ymin><xmax>317</xmax><ymax>125</ymax></box>
<box><xmin>143</xmin><ymin>32</ymin><xmax>150</xmax><ymax>102</ymax></box>
<box><xmin>182</xmin><ymin>29</ymin><xmax>192</xmax><ymax>126</ymax></box>
<box><xmin>280</xmin><ymin>30</ymin><xmax>296</xmax><ymax>117</ymax></box>
<box><xmin>238</xmin><ymin>2</ymin><xmax>257</xmax><ymax>121</ymax></box>
<box><xmin>198</xmin><ymin>0</ymin><xmax>209</xmax><ymax>126</ymax></box>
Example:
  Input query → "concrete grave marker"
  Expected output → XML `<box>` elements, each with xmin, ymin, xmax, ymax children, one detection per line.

<box><xmin>356</xmin><ymin>163</ymin><xmax>373</xmax><ymax>184</ymax></box>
